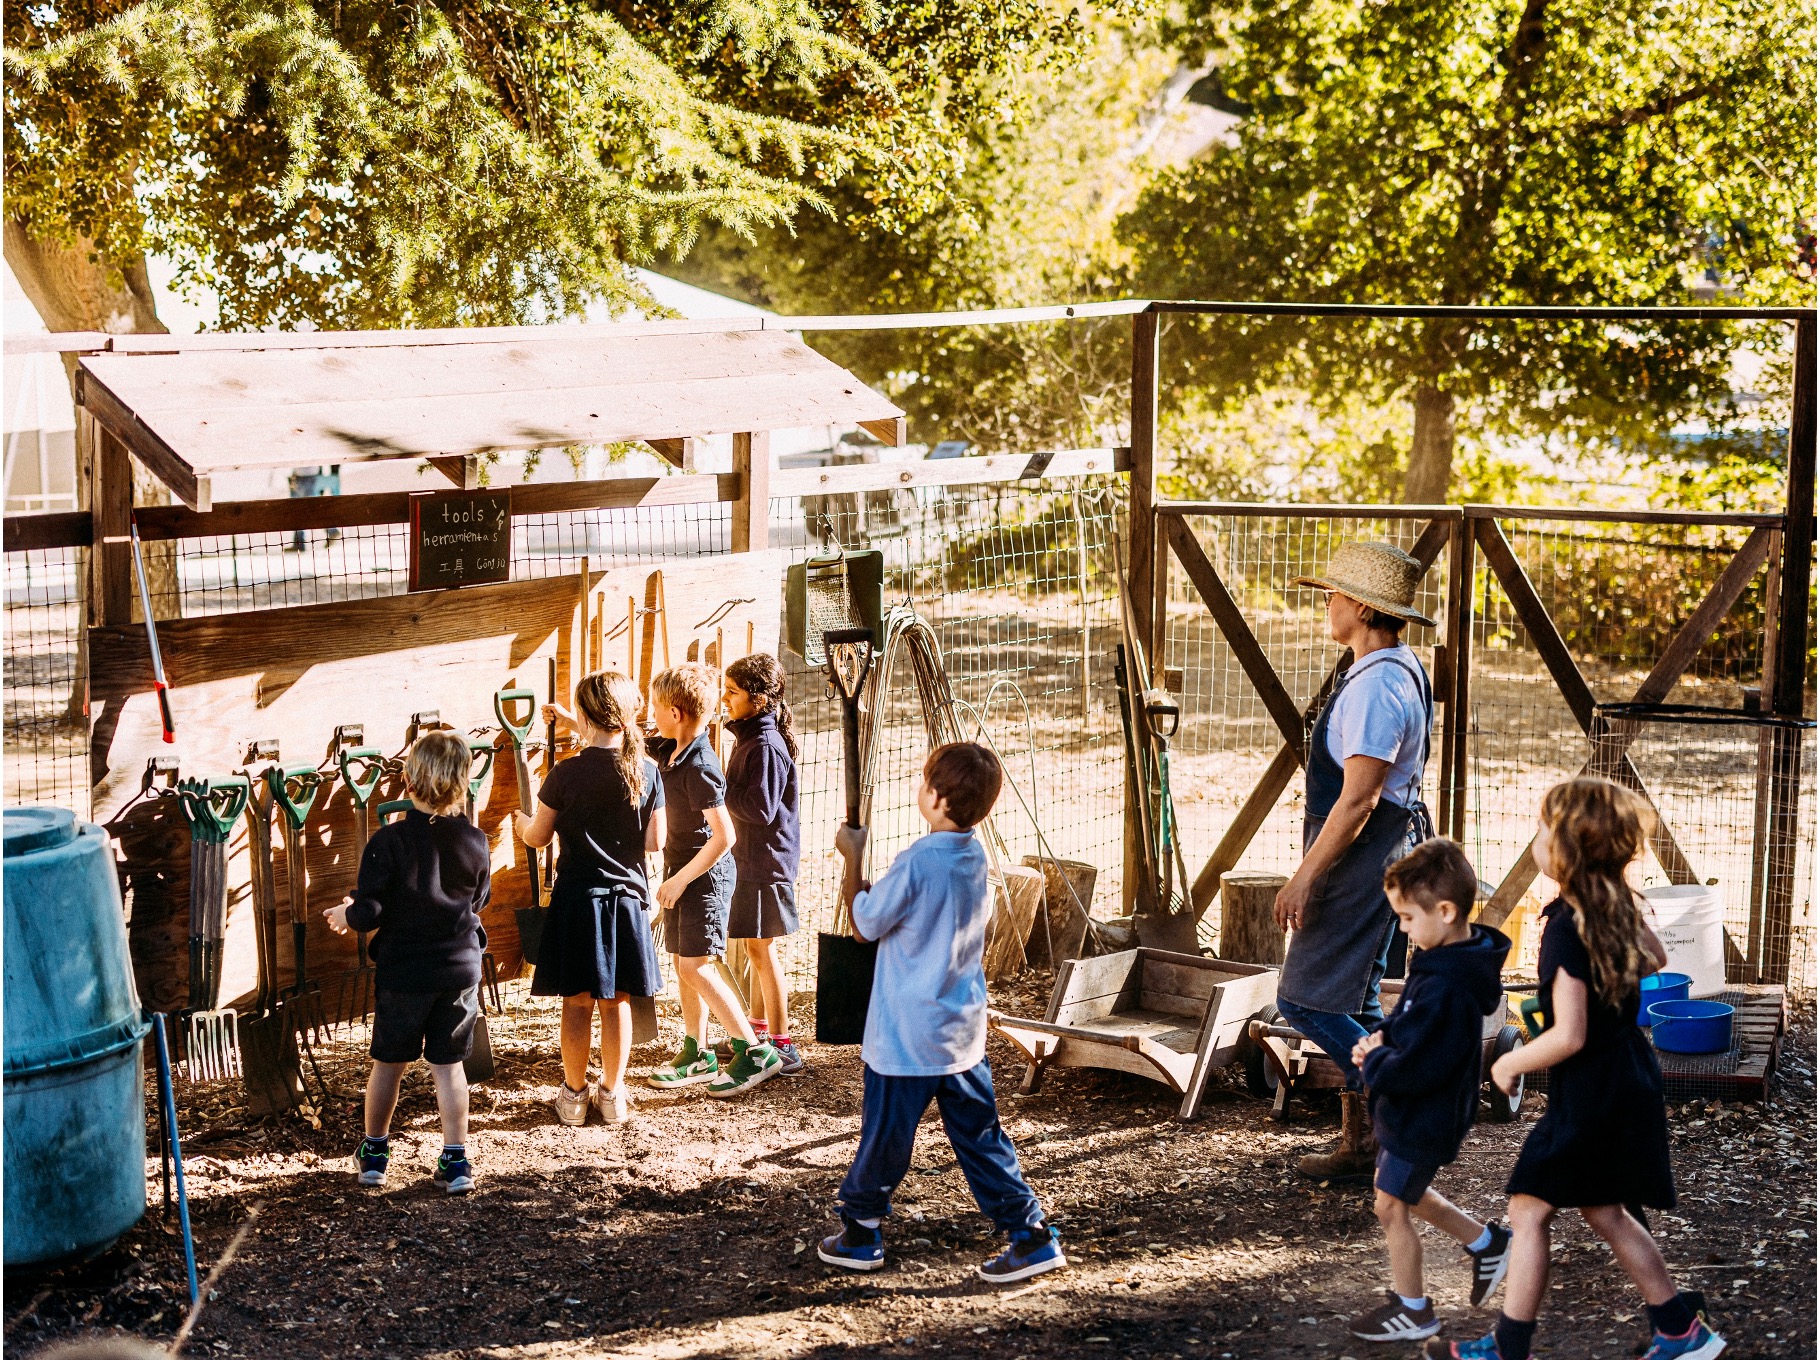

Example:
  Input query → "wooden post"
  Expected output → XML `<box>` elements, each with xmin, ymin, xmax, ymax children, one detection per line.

<box><xmin>1746</xmin><ymin>530</ymin><xmax>1782</xmax><ymax>980</ymax></box>
<box><xmin>732</xmin><ymin>431</ymin><xmax>771</xmax><ymax>553</ymax></box>
<box><xmin>1447</xmin><ymin>515</ymin><xmax>1475</xmax><ymax>841</ymax></box>
<box><xmin>1125</xmin><ymin>312</ymin><xmax>1160</xmax><ymax>914</ymax></box>
<box><xmin>1218</xmin><ymin>872</ymin><xmax>1288</xmax><ymax>965</ymax></box>
<box><xmin>1761</xmin><ymin>315</ymin><xmax>1815</xmax><ymax>984</ymax></box>
<box><xmin>89</xmin><ymin>420</ymin><xmax>134</xmax><ymax>627</ymax></box>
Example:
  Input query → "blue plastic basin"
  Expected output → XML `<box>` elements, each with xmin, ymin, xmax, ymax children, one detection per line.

<box><xmin>1648</xmin><ymin>999</ymin><xmax>1734</xmax><ymax>1055</ymax></box>
<box><xmin>1636</xmin><ymin>971</ymin><xmax>1692</xmax><ymax>1025</ymax></box>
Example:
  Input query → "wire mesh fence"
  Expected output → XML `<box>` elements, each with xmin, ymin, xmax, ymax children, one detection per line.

<box><xmin>3</xmin><ymin>545</ymin><xmax>88</xmax><ymax>816</ymax></box>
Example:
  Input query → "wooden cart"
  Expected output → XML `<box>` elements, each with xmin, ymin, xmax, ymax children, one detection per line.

<box><xmin>988</xmin><ymin>948</ymin><xmax>1279</xmax><ymax>1120</ymax></box>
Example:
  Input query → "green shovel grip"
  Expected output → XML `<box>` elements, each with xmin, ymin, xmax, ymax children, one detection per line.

<box><xmin>375</xmin><ymin>798</ymin><xmax>414</xmax><ymax>824</ymax></box>
<box><xmin>178</xmin><ymin>775</ymin><xmax>250</xmax><ymax>844</ymax></box>
<box><xmin>493</xmin><ymin>688</ymin><xmax>538</xmax><ymax>749</ymax></box>
<box><xmin>467</xmin><ymin>741</ymin><xmax>496</xmax><ymax>801</ymax></box>
<box><xmin>336</xmin><ymin>746</ymin><xmax>385</xmax><ymax>807</ymax></box>
<box><xmin>266</xmin><ymin>764</ymin><xmax>322</xmax><ymax>831</ymax></box>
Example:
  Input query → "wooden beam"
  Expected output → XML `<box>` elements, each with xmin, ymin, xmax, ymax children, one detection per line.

<box><xmin>90</xmin><ymin>423</ymin><xmax>134</xmax><ymax>627</ymax></box>
<box><xmin>3</xmin><ymin>332</ymin><xmax>112</xmax><ymax>356</ymax></box>
<box><xmin>645</xmin><ymin>438</ymin><xmax>695</xmax><ymax>472</ymax></box>
<box><xmin>859</xmin><ymin>416</ymin><xmax>907</xmax><ymax>448</ymax></box>
<box><xmin>106</xmin><ymin>316</ymin><xmax>768</xmax><ymax>353</ymax></box>
<box><xmin>77</xmin><ymin>367</ymin><xmax>212</xmax><ymax>511</ymax></box>
<box><xmin>1161</xmin><ymin>501</ymin><xmax>1461</xmax><ymax>521</ymax></box>
<box><xmin>1165</xmin><ymin>515</ymin><xmax>1308</xmax><ymax>759</ymax></box>
<box><xmin>5</xmin><ymin>510</ymin><xmax>93</xmax><ymax>551</ymax></box>
<box><xmin>732</xmin><ymin>431</ymin><xmax>770</xmax><ymax>553</ymax></box>
<box><xmin>1126</xmin><ymin>312</ymin><xmax>1160</xmax><ymax>916</ymax></box>
<box><xmin>771</xmin><ymin>447</ymin><xmax>1127</xmax><ymax>498</ymax></box>
<box><xmin>427</xmin><ymin>455</ymin><xmax>483</xmax><ymax>490</ymax></box>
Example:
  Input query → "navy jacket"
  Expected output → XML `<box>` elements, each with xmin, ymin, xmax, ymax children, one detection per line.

<box><xmin>723</xmin><ymin>712</ymin><xmax>800</xmax><ymax>887</ymax></box>
<box><xmin>1363</xmin><ymin>924</ymin><xmax>1511</xmax><ymax>1166</ymax></box>
<box><xmin>344</xmin><ymin>809</ymin><xmax>490</xmax><ymax>993</ymax></box>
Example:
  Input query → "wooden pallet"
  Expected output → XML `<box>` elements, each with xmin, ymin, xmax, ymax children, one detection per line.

<box><xmin>1530</xmin><ymin>985</ymin><xmax>1787</xmax><ymax>1103</ymax></box>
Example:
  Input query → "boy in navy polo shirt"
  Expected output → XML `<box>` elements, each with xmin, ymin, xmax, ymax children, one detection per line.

<box><xmin>325</xmin><ymin>730</ymin><xmax>489</xmax><ymax>1194</ymax></box>
<box><xmin>1346</xmin><ymin>838</ymin><xmax>1513</xmax><ymax>1343</ymax></box>
<box><xmin>644</xmin><ymin>663</ymin><xmax>781</xmax><ymax>1097</ymax></box>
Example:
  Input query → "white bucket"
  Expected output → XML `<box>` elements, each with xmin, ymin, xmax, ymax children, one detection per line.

<box><xmin>1643</xmin><ymin>885</ymin><xmax>1727</xmax><ymax>998</ymax></box>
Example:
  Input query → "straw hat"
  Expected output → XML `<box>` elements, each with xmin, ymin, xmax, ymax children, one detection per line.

<box><xmin>1291</xmin><ymin>541</ymin><xmax>1436</xmax><ymax>627</ymax></box>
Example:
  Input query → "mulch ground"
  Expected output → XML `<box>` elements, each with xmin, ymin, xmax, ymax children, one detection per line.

<box><xmin>8</xmin><ymin>976</ymin><xmax>1813</xmax><ymax>1360</ymax></box>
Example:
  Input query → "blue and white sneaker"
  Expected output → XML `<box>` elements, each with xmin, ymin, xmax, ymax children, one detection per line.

<box><xmin>817</xmin><ymin>1217</ymin><xmax>885</xmax><ymax>1271</ymax></box>
<box><xmin>432</xmin><ymin>1150</ymin><xmax>474</xmax><ymax>1195</ymax></box>
<box><xmin>1640</xmin><ymin>1320</ymin><xmax>1726</xmax><ymax>1360</ymax></box>
<box><xmin>1422</xmin><ymin>1334</ymin><xmax>1522</xmax><ymax>1359</ymax></box>
<box><xmin>354</xmin><ymin>1137</ymin><xmax>389</xmax><ymax>1187</ymax></box>
<box><xmin>978</xmin><ymin>1224</ymin><xmax>1066</xmax><ymax>1284</ymax></box>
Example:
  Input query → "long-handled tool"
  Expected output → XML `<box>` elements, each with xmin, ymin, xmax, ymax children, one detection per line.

<box><xmin>240</xmin><ymin>749</ymin><xmax>305</xmax><ymax>1115</ymax></box>
<box><xmin>334</xmin><ymin>729</ymin><xmax>385</xmax><ymax>1027</ymax></box>
<box><xmin>128</xmin><ymin>512</ymin><xmax>176</xmax><ymax>744</ymax></box>
<box><xmin>178</xmin><ymin>774</ymin><xmax>250</xmax><ymax>1082</ymax></box>
<box><xmin>816</xmin><ymin>624</ymin><xmax>880</xmax><ymax>1045</ymax></box>
<box><xmin>496</xmin><ymin>686</ymin><xmax>546</xmax><ymax>967</ymax></box>
<box><xmin>150</xmin><ymin>1014</ymin><xmax>200</xmax><ymax>1306</ymax></box>
<box><xmin>543</xmin><ymin>656</ymin><xmax>557</xmax><ymax>898</ymax></box>
<box><xmin>268</xmin><ymin>763</ymin><xmax>333</xmax><ymax>1058</ymax></box>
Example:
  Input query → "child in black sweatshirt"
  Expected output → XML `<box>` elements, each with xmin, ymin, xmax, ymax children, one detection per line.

<box><xmin>326</xmin><ymin>730</ymin><xmax>490</xmax><ymax>1195</ymax></box>
<box><xmin>1344</xmin><ymin>838</ymin><xmax>1512</xmax><ymax>1345</ymax></box>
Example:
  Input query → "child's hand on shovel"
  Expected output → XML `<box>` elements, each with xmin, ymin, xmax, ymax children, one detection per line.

<box><xmin>835</xmin><ymin>824</ymin><xmax>869</xmax><ymax>903</ymax></box>
<box><xmin>324</xmin><ymin>898</ymin><xmax>353</xmax><ymax>935</ymax></box>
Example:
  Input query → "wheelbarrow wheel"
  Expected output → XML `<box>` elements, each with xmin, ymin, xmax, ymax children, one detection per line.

<box><xmin>1483</xmin><ymin>1024</ymin><xmax>1525</xmax><ymax>1123</ymax></box>
<box><xmin>1241</xmin><ymin>1003</ymin><xmax>1281</xmax><ymax>1099</ymax></box>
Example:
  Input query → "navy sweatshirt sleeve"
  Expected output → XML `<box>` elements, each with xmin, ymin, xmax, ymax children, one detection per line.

<box><xmin>1361</xmin><ymin>978</ymin><xmax>1482</xmax><ymax>1096</ymax></box>
<box><xmin>724</xmin><ymin>739</ymin><xmax>787</xmax><ymax>827</ymax></box>
<box><xmin>341</xmin><ymin>811</ymin><xmax>490</xmax><ymax>993</ymax></box>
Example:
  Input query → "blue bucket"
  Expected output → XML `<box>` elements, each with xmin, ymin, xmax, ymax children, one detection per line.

<box><xmin>1648</xmin><ymin>999</ymin><xmax>1734</xmax><ymax>1055</ymax></box>
<box><xmin>1636</xmin><ymin>971</ymin><xmax>1692</xmax><ymax>1025</ymax></box>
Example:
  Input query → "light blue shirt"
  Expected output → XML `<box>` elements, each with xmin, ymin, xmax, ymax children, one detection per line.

<box><xmin>1325</xmin><ymin>646</ymin><xmax>1431</xmax><ymax>808</ymax></box>
<box><xmin>852</xmin><ymin>829</ymin><xmax>992</xmax><ymax>1077</ymax></box>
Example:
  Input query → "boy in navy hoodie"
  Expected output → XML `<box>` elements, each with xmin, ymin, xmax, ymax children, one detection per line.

<box><xmin>1345</xmin><ymin>838</ymin><xmax>1513</xmax><ymax>1345</ymax></box>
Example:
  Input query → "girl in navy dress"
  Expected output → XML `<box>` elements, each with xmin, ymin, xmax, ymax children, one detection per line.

<box><xmin>1429</xmin><ymin>777</ymin><xmax>1722</xmax><ymax>1360</ymax></box>
<box><xmin>516</xmin><ymin>671</ymin><xmax>664</xmax><ymax>1126</ymax></box>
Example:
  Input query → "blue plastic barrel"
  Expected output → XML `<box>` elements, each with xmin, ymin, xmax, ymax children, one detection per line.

<box><xmin>4</xmin><ymin>807</ymin><xmax>151</xmax><ymax>1267</ymax></box>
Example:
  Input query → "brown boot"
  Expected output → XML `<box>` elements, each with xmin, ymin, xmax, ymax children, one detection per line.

<box><xmin>1295</xmin><ymin>1090</ymin><xmax>1378</xmax><ymax>1183</ymax></box>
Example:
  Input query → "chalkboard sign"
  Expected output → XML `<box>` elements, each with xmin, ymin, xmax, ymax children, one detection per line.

<box><xmin>408</xmin><ymin>490</ymin><xmax>512</xmax><ymax>592</ymax></box>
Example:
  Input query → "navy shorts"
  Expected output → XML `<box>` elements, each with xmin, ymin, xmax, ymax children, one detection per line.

<box><xmin>370</xmin><ymin>986</ymin><xmax>479</xmax><ymax>1066</ymax></box>
<box><xmin>1375</xmin><ymin>1148</ymin><xmax>1439</xmax><ymax>1205</ymax></box>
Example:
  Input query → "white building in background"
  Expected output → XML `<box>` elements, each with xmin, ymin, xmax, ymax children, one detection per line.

<box><xmin>2</xmin><ymin>261</ymin><xmax>897</xmax><ymax>513</ymax></box>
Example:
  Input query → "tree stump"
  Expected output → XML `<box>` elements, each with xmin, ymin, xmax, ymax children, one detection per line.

<box><xmin>1219</xmin><ymin>872</ymin><xmax>1288</xmax><ymax>965</ymax></box>
<box><xmin>984</xmin><ymin>865</ymin><xmax>1046</xmax><ymax>980</ymax></box>
<box><xmin>1021</xmin><ymin>855</ymin><xmax>1098</xmax><ymax>966</ymax></box>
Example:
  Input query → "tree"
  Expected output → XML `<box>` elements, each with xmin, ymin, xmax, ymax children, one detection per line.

<box><xmin>1123</xmin><ymin>0</ymin><xmax>1816</xmax><ymax>501</ymax></box>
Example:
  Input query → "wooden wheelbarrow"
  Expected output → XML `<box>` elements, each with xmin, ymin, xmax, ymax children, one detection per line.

<box><xmin>1243</xmin><ymin>979</ymin><xmax>1527</xmax><ymax>1123</ymax></box>
<box><xmin>988</xmin><ymin>948</ymin><xmax>1280</xmax><ymax>1120</ymax></box>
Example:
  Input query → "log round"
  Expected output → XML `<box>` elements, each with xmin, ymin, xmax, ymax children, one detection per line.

<box><xmin>1219</xmin><ymin>871</ymin><xmax>1288</xmax><ymax>965</ymax></box>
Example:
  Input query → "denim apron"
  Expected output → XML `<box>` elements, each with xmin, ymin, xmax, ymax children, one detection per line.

<box><xmin>1276</xmin><ymin>648</ymin><xmax>1434</xmax><ymax>1016</ymax></box>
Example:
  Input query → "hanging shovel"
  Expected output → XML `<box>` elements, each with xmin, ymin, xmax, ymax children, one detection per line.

<box><xmin>495</xmin><ymin>686</ymin><xmax>546</xmax><ymax>966</ymax></box>
<box><xmin>373</xmin><ymin>798</ymin><xmax>494</xmax><ymax>1082</ymax></box>
<box><xmin>241</xmin><ymin>759</ymin><xmax>305</xmax><ymax>1114</ymax></box>
<box><xmin>178</xmin><ymin>774</ymin><xmax>249</xmax><ymax>1082</ymax></box>
<box><xmin>816</xmin><ymin>626</ymin><xmax>881</xmax><ymax>1045</ymax></box>
<box><xmin>268</xmin><ymin>763</ymin><xmax>333</xmax><ymax>1060</ymax></box>
<box><xmin>334</xmin><ymin>736</ymin><xmax>386</xmax><ymax>1027</ymax></box>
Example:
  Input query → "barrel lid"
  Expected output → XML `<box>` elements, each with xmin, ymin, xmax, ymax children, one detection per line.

<box><xmin>3</xmin><ymin>807</ymin><xmax>78</xmax><ymax>857</ymax></box>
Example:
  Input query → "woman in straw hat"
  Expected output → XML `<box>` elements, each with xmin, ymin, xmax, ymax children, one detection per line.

<box><xmin>1275</xmin><ymin>541</ymin><xmax>1437</xmax><ymax>1182</ymax></box>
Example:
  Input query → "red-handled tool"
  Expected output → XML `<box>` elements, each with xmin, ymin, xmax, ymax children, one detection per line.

<box><xmin>130</xmin><ymin>513</ymin><xmax>175</xmax><ymax>743</ymax></box>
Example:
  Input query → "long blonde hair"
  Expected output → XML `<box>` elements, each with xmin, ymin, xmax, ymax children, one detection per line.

<box><xmin>1539</xmin><ymin>776</ymin><xmax>1655</xmax><ymax>1008</ymax></box>
<box><xmin>573</xmin><ymin>670</ymin><xmax>646</xmax><ymax>802</ymax></box>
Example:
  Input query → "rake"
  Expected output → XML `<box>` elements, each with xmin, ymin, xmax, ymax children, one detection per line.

<box><xmin>178</xmin><ymin>775</ymin><xmax>250</xmax><ymax>1083</ymax></box>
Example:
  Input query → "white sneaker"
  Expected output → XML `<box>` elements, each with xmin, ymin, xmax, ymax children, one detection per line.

<box><xmin>592</xmin><ymin>1083</ymin><xmax>632</xmax><ymax>1124</ymax></box>
<box><xmin>552</xmin><ymin>1082</ymin><xmax>591</xmax><ymax>1126</ymax></box>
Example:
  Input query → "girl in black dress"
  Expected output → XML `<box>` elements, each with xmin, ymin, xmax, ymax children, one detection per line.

<box><xmin>1429</xmin><ymin>777</ymin><xmax>1723</xmax><ymax>1360</ymax></box>
<box><xmin>515</xmin><ymin>671</ymin><xmax>665</xmax><ymax>1126</ymax></box>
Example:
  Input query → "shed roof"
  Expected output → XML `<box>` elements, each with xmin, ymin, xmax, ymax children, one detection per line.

<box><xmin>76</xmin><ymin>324</ymin><xmax>905</xmax><ymax>510</ymax></box>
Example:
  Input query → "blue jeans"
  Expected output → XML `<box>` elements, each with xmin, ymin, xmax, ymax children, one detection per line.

<box><xmin>1276</xmin><ymin>932</ymin><xmax>1392</xmax><ymax>1090</ymax></box>
<box><xmin>837</xmin><ymin>1060</ymin><xmax>1044</xmax><ymax>1234</ymax></box>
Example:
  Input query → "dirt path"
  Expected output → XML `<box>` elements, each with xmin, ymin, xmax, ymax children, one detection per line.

<box><xmin>9</xmin><ymin>979</ymin><xmax>1813</xmax><ymax>1360</ymax></box>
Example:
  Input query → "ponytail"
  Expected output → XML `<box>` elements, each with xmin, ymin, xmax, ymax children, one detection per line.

<box><xmin>725</xmin><ymin>653</ymin><xmax>799</xmax><ymax>761</ymax></box>
<box><xmin>573</xmin><ymin>670</ymin><xmax>647</xmax><ymax>802</ymax></box>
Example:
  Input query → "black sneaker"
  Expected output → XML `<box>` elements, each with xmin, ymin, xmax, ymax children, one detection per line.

<box><xmin>817</xmin><ymin>1216</ymin><xmax>885</xmax><ymax>1271</ymax></box>
<box><xmin>1349</xmin><ymin>1292</ymin><xmax>1440</xmax><ymax>1343</ymax></box>
<box><xmin>433</xmin><ymin>1150</ymin><xmax>474</xmax><ymax>1195</ymax></box>
<box><xmin>1467</xmin><ymin>1221</ymin><xmax>1512</xmax><ymax>1307</ymax></box>
<box><xmin>978</xmin><ymin>1224</ymin><xmax>1066</xmax><ymax>1284</ymax></box>
<box><xmin>773</xmin><ymin>1036</ymin><xmax>806</xmax><ymax>1076</ymax></box>
<box><xmin>354</xmin><ymin>1137</ymin><xmax>389</xmax><ymax>1187</ymax></box>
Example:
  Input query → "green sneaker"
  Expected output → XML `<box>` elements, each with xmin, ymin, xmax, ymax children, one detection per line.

<box><xmin>647</xmin><ymin>1035</ymin><xmax>718</xmax><ymax>1089</ymax></box>
<box><xmin>707</xmin><ymin>1039</ymin><xmax>782</xmax><ymax>1098</ymax></box>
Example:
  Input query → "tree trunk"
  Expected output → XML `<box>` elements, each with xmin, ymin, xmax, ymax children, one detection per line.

<box><xmin>5</xmin><ymin>219</ymin><xmax>178</xmax><ymax>729</ymax></box>
<box><xmin>1404</xmin><ymin>384</ymin><xmax>1456</xmax><ymax>503</ymax></box>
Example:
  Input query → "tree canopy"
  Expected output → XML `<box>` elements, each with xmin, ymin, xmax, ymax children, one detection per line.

<box><xmin>4</xmin><ymin>0</ymin><xmax>1077</xmax><ymax>331</ymax></box>
<box><xmin>1123</xmin><ymin>0</ymin><xmax>1816</xmax><ymax>500</ymax></box>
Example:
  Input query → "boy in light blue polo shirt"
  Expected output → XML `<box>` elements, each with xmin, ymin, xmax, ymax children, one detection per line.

<box><xmin>820</xmin><ymin>743</ymin><xmax>1066</xmax><ymax>1285</ymax></box>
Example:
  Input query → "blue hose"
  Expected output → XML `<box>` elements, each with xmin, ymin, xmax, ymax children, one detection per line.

<box><xmin>151</xmin><ymin>1014</ymin><xmax>199</xmax><ymax>1305</ymax></box>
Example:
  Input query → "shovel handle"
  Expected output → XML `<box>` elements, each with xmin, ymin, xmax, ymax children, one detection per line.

<box><xmin>336</xmin><ymin>746</ymin><xmax>385</xmax><ymax>807</ymax></box>
<box><xmin>494</xmin><ymin>688</ymin><xmax>538</xmax><ymax>748</ymax></box>
<box><xmin>266</xmin><ymin>764</ymin><xmax>321</xmax><ymax>831</ymax></box>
